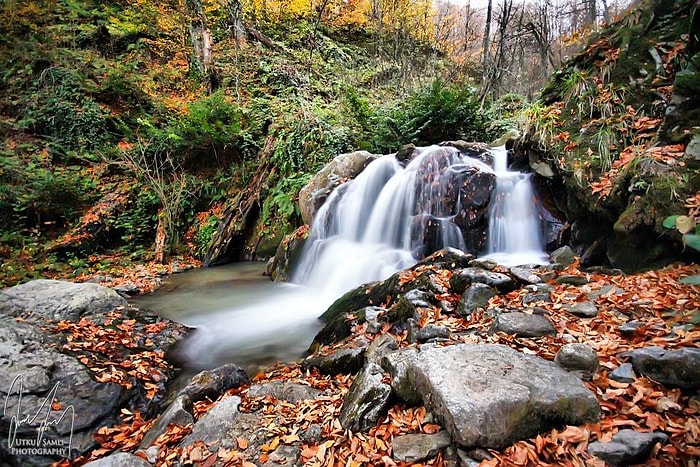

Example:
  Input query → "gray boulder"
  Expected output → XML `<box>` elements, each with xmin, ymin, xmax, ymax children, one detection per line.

<box><xmin>338</xmin><ymin>363</ymin><xmax>392</xmax><ymax>432</ymax></box>
<box><xmin>299</xmin><ymin>150</ymin><xmax>377</xmax><ymax>224</ymax></box>
<box><xmin>266</xmin><ymin>225</ymin><xmax>309</xmax><ymax>282</ymax></box>
<box><xmin>509</xmin><ymin>267</ymin><xmax>541</xmax><ymax>284</ymax></box>
<box><xmin>490</xmin><ymin>312</ymin><xmax>556</xmax><ymax>338</ymax></box>
<box><xmin>457</xmin><ymin>283</ymin><xmax>497</xmax><ymax>316</ymax></box>
<box><xmin>247</xmin><ymin>381</ymin><xmax>321</xmax><ymax>402</ymax></box>
<box><xmin>177</xmin><ymin>363</ymin><xmax>249</xmax><ymax>402</ymax></box>
<box><xmin>550</xmin><ymin>246</ymin><xmax>575</xmax><ymax>268</ymax></box>
<box><xmin>564</xmin><ymin>302</ymin><xmax>598</xmax><ymax>318</ymax></box>
<box><xmin>302</xmin><ymin>347</ymin><xmax>366</xmax><ymax>375</ymax></box>
<box><xmin>0</xmin><ymin>317</ymin><xmax>124</xmax><ymax>464</ymax></box>
<box><xmin>449</xmin><ymin>268</ymin><xmax>516</xmax><ymax>294</ymax></box>
<box><xmin>181</xmin><ymin>395</ymin><xmax>242</xmax><ymax>448</ymax></box>
<box><xmin>392</xmin><ymin>431</ymin><xmax>452</xmax><ymax>463</ymax></box>
<box><xmin>414</xmin><ymin>324</ymin><xmax>451</xmax><ymax>343</ymax></box>
<box><xmin>555</xmin><ymin>343</ymin><xmax>599</xmax><ymax>380</ymax></box>
<box><xmin>389</xmin><ymin>344</ymin><xmax>599</xmax><ymax>448</ymax></box>
<box><xmin>556</xmin><ymin>275</ymin><xmax>589</xmax><ymax>286</ymax></box>
<box><xmin>623</xmin><ymin>346</ymin><xmax>700</xmax><ymax>389</ymax></box>
<box><xmin>82</xmin><ymin>452</ymin><xmax>153</xmax><ymax>467</ymax></box>
<box><xmin>0</xmin><ymin>279</ymin><xmax>126</xmax><ymax>322</ymax></box>
<box><xmin>366</xmin><ymin>334</ymin><xmax>399</xmax><ymax>364</ymax></box>
<box><xmin>381</xmin><ymin>350</ymin><xmax>421</xmax><ymax>405</ymax></box>
<box><xmin>588</xmin><ymin>429</ymin><xmax>668</xmax><ymax>465</ymax></box>
<box><xmin>140</xmin><ymin>395</ymin><xmax>194</xmax><ymax>449</ymax></box>
<box><xmin>609</xmin><ymin>363</ymin><xmax>636</xmax><ymax>383</ymax></box>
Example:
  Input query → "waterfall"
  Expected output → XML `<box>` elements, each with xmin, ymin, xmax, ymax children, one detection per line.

<box><xmin>293</xmin><ymin>144</ymin><xmax>545</xmax><ymax>295</ymax></box>
<box><xmin>483</xmin><ymin>146</ymin><xmax>548</xmax><ymax>266</ymax></box>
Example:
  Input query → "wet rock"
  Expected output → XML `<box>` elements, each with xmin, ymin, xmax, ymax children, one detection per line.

<box><xmin>114</xmin><ymin>282</ymin><xmax>140</xmax><ymax>296</ymax></box>
<box><xmin>414</xmin><ymin>324</ymin><xmax>451</xmax><ymax>342</ymax></box>
<box><xmin>82</xmin><ymin>452</ymin><xmax>153</xmax><ymax>467</ymax></box>
<box><xmin>140</xmin><ymin>395</ymin><xmax>194</xmax><ymax>449</ymax></box>
<box><xmin>489</xmin><ymin>312</ymin><xmax>556</xmax><ymax>338</ymax></box>
<box><xmin>266</xmin><ymin>225</ymin><xmax>309</xmax><ymax>282</ymax></box>
<box><xmin>389</xmin><ymin>344</ymin><xmax>599</xmax><ymax>448</ymax></box>
<box><xmin>619</xmin><ymin>321</ymin><xmax>644</xmax><ymax>335</ymax></box>
<box><xmin>555</xmin><ymin>343</ymin><xmax>599</xmax><ymax>380</ymax></box>
<box><xmin>181</xmin><ymin>395</ymin><xmax>242</xmax><ymax>448</ymax></box>
<box><xmin>564</xmin><ymin>302</ymin><xmax>598</xmax><ymax>318</ymax></box>
<box><xmin>457</xmin><ymin>283</ymin><xmax>496</xmax><ymax>316</ymax></box>
<box><xmin>177</xmin><ymin>363</ymin><xmax>249</xmax><ymax>402</ymax></box>
<box><xmin>392</xmin><ymin>431</ymin><xmax>452</xmax><ymax>463</ymax></box>
<box><xmin>509</xmin><ymin>267</ymin><xmax>541</xmax><ymax>284</ymax></box>
<box><xmin>419</xmin><ymin>247</ymin><xmax>475</xmax><ymax>269</ymax></box>
<box><xmin>0</xmin><ymin>279</ymin><xmax>126</xmax><ymax>322</ymax></box>
<box><xmin>588</xmin><ymin>429</ymin><xmax>668</xmax><ymax>465</ymax></box>
<box><xmin>610</xmin><ymin>363</ymin><xmax>636</xmax><ymax>383</ymax></box>
<box><xmin>395</xmin><ymin>143</ymin><xmax>418</xmax><ymax>164</ymax></box>
<box><xmin>522</xmin><ymin>292</ymin><xmax>552</xmax><ymax>306</ymax></box>
<box><xmin>403</xmin><ymin>289</ymin><xmax>434</xmax><ymax>308</ymax></box>
<box><xmin>550</xmin><ymin>246</ymin><xmax>575</xmax><ymax>268</ymax></box>
<box><xmin>248</xmin><ymin>381</ymin><xmax>321</xmax><ymax>402</ymax></box>
<box><xmin>468</xmin><ymin>258</ymin><xmax>498</xmax><ymax>270</ymax></box>
<box><xmin>381</xmin><ymin>349</ymin><xmax>421</xmax><ymax>405</ymax></box>
<box><xmin>339</xmin><ymin>363</ymin><xmax>392</xmax><ymax>432</ymax></box>
<box><xmin>366</xmin><ymin>335</ymin><xmax>399</xmax><ymax>364</ymax></box>
<box><xmin>556</xmin><ymin>275</ymin><xmax>589</xmax><ymax>286</ymax></box>
<box><xmin>623</xmin><ymin>346</ymin><xmax>700</xmax><ymax>389</ymax></box>
<box><xmin>299</xmin><ymin>150</ymin><xmax>377</xmax><ymax>224</ymax></box>
<box><xmin>302</xmin><ymin>347</ymin><xmax>365</xmax><ymax>375</ymax></box>
<box><xmin>0</xmin><ymin>317</ymin><xmax>125</xmax><ymax>464</ymax></box>
<box><xmin>449</xmin><ymin>268</ymin><xmax>516</xmax><ymax>294</ymax></box>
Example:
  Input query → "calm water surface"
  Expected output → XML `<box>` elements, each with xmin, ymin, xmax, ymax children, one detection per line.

<box><xmin>130</xmin><ymin>262</ymin><xmax>331</xmax><ymax>374</ymax></box>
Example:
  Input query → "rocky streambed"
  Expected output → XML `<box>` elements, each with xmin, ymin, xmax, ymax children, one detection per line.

<box><xmin>1</xmin><ymin>247</ymin><xmax>699</xmax><ymax>466</ymax></box>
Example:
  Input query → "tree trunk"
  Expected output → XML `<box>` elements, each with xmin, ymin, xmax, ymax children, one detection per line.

<box><xmin>482</xmin><ymin>0</ymin><xmax>493</xmax><ymax>84</ymax></box>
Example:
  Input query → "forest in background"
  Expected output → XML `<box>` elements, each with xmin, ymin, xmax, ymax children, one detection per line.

<box><xmin>0</xmin><ymin>0</ymin><xmax>682</xmax><ymax>286</ymax></box>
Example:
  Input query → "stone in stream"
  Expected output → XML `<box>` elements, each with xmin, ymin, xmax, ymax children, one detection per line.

<box><xmin>509</xmin><ymin>266</ymin><xmax>541</xmax><ymax>284</ymax></box>
<box><xmin>554</xmin><ymin>343</ymin><xmax>599</xmax><ymax>380</ymax></box>
<box><xmin>564</xmin><ymin>301</ymin><xmax>598</xmax><ymax>318</ymax></box>
<box><xmin>385</xmin><ymin>344</ymin><xmax>599</xmax><ymax>449</ymax></box>
<box><xmin>298</xmin><ymin>150</ymin><xmax>377</xmax><ymax>225</ymax></box>
<box><xmin>338</xmin><ymin>363</ymin><xmax>392</xmax><ymax>432</ymax></box>
<box><xmin>489</xmin><ymin>312</ymin><xmax>557</xmax><ymax>338</ymax></box>
<box><xmin>587</xmin><ymin>429</ymin><xmax>668</xmax><ymax>465</ymax></box>
<box><xmin>610</xmin><ymin>363</ymin><xmax>636</xmax><ymax>383</ymax></box>
<box><xmin>140</xmin><ymin>395</ymin><xmax>194</xmax><ymax>449</ymax></box>
<box><xmin>0</xmin><ymin>279</ymin><xmax>126</xmax><ymax>322</ymax></box>
<box><xmin>550</xmin><ymin>246</ymin><xmax>575</xmax><ymax>268</ymax></box>
<box><xmin>180</xmin><ymin>395</ymin><xmax>242</xmax><ymax>448</ymax></box>
<box><xmin>621</xmin><ymin>346</ymin><xmax>700</xmax><ymax>389</ymax></box>
<box><xmin>449</xmin><ymin>268</ymin><xmax>516</xmax><ymax>294</ymax></box>
<box><xmin>301</xmin><ymin>347</ymin><xmax>366</xmax><ymax>375</ymax></box>
<box><xmin>177</xmin><ymin>363</ymin><xmax>249</xmax><ymax>402</ymax></box>
<box><xmin>392</xmin><ymin>431</ymin><xmax>452</xmax><ymax>463</ymax></box>
<box><xmin>0</xmin><ymin>316</ymin><xmax>125</xmax><ymax>464</ymax></box>
<box><xmin>456</xmin><ymin>283</ymin><xmax>497</xmax><ymax>316</ymax></box>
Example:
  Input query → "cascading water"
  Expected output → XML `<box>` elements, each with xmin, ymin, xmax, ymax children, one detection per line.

<box><xmin>163</xmin><ymin>143</ymin><xmax>546</xmax><ymax>371</ymax></box>
<box><xmin>482</xmin><ymin>146</ymin><xmax>548</xmax><ymax>266</ymax></box>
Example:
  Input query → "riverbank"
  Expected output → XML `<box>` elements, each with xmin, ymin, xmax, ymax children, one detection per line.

<box><xmin>2</xmin><ymin>250</ymin><xmax>698</xmax><ymax>466</ymax></box>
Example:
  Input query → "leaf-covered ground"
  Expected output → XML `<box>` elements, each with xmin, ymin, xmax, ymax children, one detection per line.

<box><xmin>52</xmin><ymin>258</ymin><xmax>699</xmax><ymax>466</ymax></box>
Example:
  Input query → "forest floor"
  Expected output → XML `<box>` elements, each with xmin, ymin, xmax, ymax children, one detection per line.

<box><xmin>47</xmin><ymin>257</ymin><xmax>700</xmax><ymax>467</ymax></box>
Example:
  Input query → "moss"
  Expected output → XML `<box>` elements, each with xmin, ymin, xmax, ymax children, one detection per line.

<box><xmin>383</xmin><ymin>296</ymin><xmax>417</xmax><ymax>324</ymax></box>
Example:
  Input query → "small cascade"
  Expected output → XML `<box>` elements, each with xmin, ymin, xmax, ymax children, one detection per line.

<box><xmin>483</xmin><ymin>146</ymin><xmax>547</xmax><ymax>266</ymax></box>
<box><xmin>294</xmin><ymin>145</ymin><xmax>502</xmax><ymax>295</ymax></box>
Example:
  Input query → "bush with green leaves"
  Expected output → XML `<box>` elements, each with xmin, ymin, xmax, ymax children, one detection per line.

<box><xmin>369</xmin><ymin>81</ymin><xmax>486</xmax><ymax>153</ymax></box>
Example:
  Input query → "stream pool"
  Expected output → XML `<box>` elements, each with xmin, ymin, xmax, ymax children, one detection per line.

<box><xmin>130</xmin><ymin>262</ymin><xmax>332</xmax><ymax>375</ymax></box>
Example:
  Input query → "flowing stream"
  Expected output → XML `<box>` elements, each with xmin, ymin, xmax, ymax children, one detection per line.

<box><xmin>134</xmin><ymin>145</ymin><xmax>547</xmax><ymax>373</ymax></box>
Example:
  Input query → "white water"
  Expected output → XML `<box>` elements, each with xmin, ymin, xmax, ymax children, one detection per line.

<box><xmin>482</xmin><ymin>146</ymin><xmax>548</xmax><ymax>266</ymax></box>
<box><xmin>149</xmin><ymin>144</ymin><xmax>546</xmax><ymax>372</ymax></box>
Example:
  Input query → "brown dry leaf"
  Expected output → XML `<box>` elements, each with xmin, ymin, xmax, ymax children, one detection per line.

<box><xmin>237</xmin><ymin>437</ymin><xmax>248</xmax><ymax>450</ymax></box>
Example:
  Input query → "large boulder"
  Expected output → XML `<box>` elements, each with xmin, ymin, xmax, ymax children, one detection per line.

<box><xmin>266</xmin><ymin>225</ymin><xmax>309</xmax><ymax>282</ymax></box>
<box><xmin>0</xmin><ymin>279</ymin><xmax>126</xmax><ymax>322</ymax></box>
<box><xmin>0</xmin><ymin>317</ymin><xmax>125</xmax><ymax>465</ymax></box>
<box><xmin>299</xmin><ymin>150</ymin><xmax>377</xmax><ymax>225</ymax></box>
<box><xmin>338</xmin><ymin>363</ymin><xmax>392</xmax><ymax>432</ymax></box>
<box><xmin>622</xmin><ymin>346</ymin><xmax>700</xmax><ymax>389</ymax></box>
<box><xmin>386</xmin><ymin>344</ymin><xmax>599</xmax><ymax>449</ymax></box>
